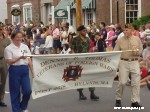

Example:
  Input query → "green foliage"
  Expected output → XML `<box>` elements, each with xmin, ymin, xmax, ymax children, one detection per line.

<box><xmin>133</xmin><ymin>15</ymin><xmax>150</xmax><ymax>27</ymax></box>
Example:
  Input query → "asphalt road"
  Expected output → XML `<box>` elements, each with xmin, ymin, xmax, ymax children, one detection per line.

<box><xmin>0</xmin><ymin>81</ymin><xmax>149</xmax><ymax>112</ymax></box>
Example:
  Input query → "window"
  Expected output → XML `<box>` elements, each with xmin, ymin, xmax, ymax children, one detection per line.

<box><xmin>126</xmin><ymin>0</ymin><xmax>138</xmax><ymax>23</ymax></box>
<box><xmin>13</xmin><ymin>16</ymin><xmax>20</xmax><ymax>24</ymax></box>
<box><xmin>87</xmin><ymin>10</ymin><xmax>93</xmax><ymax>25</ymax></box>
<box><xmin>23</xmin><ymin>3</ymin><xmax>32</xmax><ymax>23</ymax></box>
<box><xmin>11</xmin><ymin>4</ymin><xmax>20</xmax><ymax>24</ymax></box>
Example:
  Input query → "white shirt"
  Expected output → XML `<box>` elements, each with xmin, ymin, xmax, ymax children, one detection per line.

<box><xmin>37</xmin><ymin>29</ymin><xmax>40</xmax><ymax>35</ymax></box>
<box><xmin>61</xmin><ymin>48</ymin><xmax>71</xmax><ymax>54</ymax></box>
<box><xmin>44</xmin><ymin>35</ymin><xmax>53</xmax><ymax>48</ymax></box>
<box><xmin>61</xmin><ymin>31</ymin><xmax>69</xmax><ymax>45</ymax></box>
<box><xmin>34</xmin><ymin>46</ymin><xmax>40</xmax><ymax>55</ymax></box>
<box><xmin>4</xmin><ymin>43</ymin><xmax>31</xmax><ymax>65</ymax></box>
<box><xmin>106</xmin><ymin>31</ymin><xmax>111</xmax><ymax>44</ymax></box>
<box><xmin>140</xmin><ymin>31</ymin><xmax>145</xmax><ymax>38</ymax></box>
<box><xmin>53</xmin><ymin>28</ymin><xmax>59</xmax><ymax>38</ymax></box>
<box><xmin>143</xmin><ymin>48</ymin><xmax>150</xmax><ymax>61</ymax></box>
<box><xmin>68</xmin><ymin>26</ymin><xmax>75</xmax><ymax>34</ymax></box>
<box><xmin>24</xmin><ymin>23</ymin><xmax>28</xmax><ymax>28</ymax></box>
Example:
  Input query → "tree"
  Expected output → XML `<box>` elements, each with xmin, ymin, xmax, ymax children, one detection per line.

<box><xmin>133</xmin><ymin>15</ymin><xmax>150</xmax><ymax>28</ymax></box>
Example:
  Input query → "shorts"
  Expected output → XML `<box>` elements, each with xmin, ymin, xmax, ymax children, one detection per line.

<box><xmin>53</xmin><ymin>40</ymin><xmax>61</xmax><ymax>49</ymax></box>
<box><xmin>45</xmin><ymin>47</ymin><xmax>53</xmax><ymax>52</ymax></box>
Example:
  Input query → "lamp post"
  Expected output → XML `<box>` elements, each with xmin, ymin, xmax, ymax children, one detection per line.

<box><xmin>76</xmin><ymin>0</ymin><xmax>82</xmax><ymax>29</ymax></box>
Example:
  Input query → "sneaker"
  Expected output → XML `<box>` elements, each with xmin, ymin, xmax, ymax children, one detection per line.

<box><xmin>21</xmin><ymin>109</ymin><xmax>28</xmax><ymax>112</ymax></box>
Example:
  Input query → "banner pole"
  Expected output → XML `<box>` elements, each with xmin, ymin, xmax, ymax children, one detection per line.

<box><xmin>26</xmin><ymin>50</ymin><xmax>139</xmax><ymax>57</ymax></box>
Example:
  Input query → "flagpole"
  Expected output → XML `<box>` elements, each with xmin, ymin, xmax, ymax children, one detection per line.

<box><xmin>76</xmin><ymin>0</ymin><xmax>82</xmax><ymax>29</ymax></box>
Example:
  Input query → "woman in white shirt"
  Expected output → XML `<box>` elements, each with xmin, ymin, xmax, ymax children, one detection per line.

<box><xmin>4</xmin><ymin>31</ymin><xmax>33</xmax><ymax>112</ymax></box>
<box><xmin>60</xmin><ymin>26</ymin><xmax>69</xmax><ymax>46</ymax></box>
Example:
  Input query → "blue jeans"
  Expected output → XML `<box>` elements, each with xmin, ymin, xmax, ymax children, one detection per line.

<box><xmin>9</xmin><ymin>65</ymin><xmax>32</xmax><ymax>112</ymax></box>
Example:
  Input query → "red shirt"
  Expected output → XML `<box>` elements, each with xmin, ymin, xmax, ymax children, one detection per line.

<box><xmin>141</xmin><ymin>67</ymin><xmax>148</xmax><ymax>78</ymax></box>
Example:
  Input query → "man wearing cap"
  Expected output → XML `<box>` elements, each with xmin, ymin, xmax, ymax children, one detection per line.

<box><xmin>0</xmin><ymin>27</ymin><xmax>11</xmax><ymax>107</ymax></box>
<box><xmin>71</xmin><ymin>25</ymin><xmax>99</xmax><ymax>101</ymax></box>
<box><xmin>114</xmin><ymin>24</ymin><xmax>143</xmax><ymax>107</ymax></box>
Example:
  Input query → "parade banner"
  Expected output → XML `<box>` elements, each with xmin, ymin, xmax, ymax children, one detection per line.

<box><xmin>32</xmin><ymin>52</ymin><xmax>121</xmax><ymax>99</ymax></box>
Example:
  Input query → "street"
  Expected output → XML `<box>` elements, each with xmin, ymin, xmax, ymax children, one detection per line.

<box><xmin>0</xmin><ymin>80</ymin><xmax>149</xmax><ymax>112</ymax></box>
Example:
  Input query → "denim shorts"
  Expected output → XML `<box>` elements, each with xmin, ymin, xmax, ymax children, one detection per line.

<box><xmin>45</xmin><ymin>47</ymin><xmax>53</xmax><ymax>52</ymax></box>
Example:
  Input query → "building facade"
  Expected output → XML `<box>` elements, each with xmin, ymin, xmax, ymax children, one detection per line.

<box><xmin>7</xmin><ymin>0</ymin><xmax>150</xmax><ymax>26</ymax></box>
<box><xmin>54</xmin><ymin>0</ymin><xmax>96</xmax><ymax>29</ymax></box>
<box><xmin>54</xmin><ymin>0</ymin><xmax>150</xmax><ymax>28</ymax></box>
<box><xmin>7</xmin><ymin>0</ymin><xmax>59</xmax><ymax>25</ymax></box>
<box><xmin>40</xmin><ymin>0</ymin><xmax>60</xmax><ymax>25</ymax></box>
<box><xmin>7</xmin><ymin>0</ymin><xmax>41</xmax><ymax>25</ymax></box>
<box><xmin>96</xmin><ymin>0</ymin><xmax>150</xmax><ymax>26</ymax></box>
<box><xmin>0</xmin><ymin>0</ymin><xmax>8</xmax><ymax>24</ymax></box>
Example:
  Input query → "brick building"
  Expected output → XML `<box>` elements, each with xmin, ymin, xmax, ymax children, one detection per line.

<box><xmin>54</xmin><ymin>0</ymin><xmax>150</xmax><ymax>28</ymax></box>
<box><xmin>0</xmin><ymin>0</ymin><xmax>7</xmax><ymax>24</ymax></box>
<box><xmin>7</xmin><ymin>0</ymin><xmax>150</xmax><ymax>27</ymax></box>
<box><xmin>7</xmin><ymin>0</ymin><xmax>59</xmax><ymax>25</ymax></box>
<box><xmin>7</xmin><ymin>0</ymin><xmax>41</xmax><ymax>25</ymax></box>
<box><xmin>96</xmin><ymin>0</ymin><xmax>150</xmax><ymax>26</ymax></box>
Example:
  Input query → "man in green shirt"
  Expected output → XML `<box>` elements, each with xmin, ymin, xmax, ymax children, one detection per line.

<box><xmin>71</xmin><ymin>25</ymin><xmax>99</xmax><ymax>101</ymax></box>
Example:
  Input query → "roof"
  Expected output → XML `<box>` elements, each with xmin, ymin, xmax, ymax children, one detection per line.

<box><xmin>55</xmin><ymin>0</ymin><xmax>74</xmax><ymax>11</ymax></box>
<box><xmin>55</xmin><ymin>0</ymin><xmax>96</xmax><ymax>11</ymax></box>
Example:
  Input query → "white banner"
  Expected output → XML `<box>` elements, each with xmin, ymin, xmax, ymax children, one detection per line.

<box><xmin>32</xmin><ymin>52</ymin><xmax>121</xmax><ymax>99</ymax></box>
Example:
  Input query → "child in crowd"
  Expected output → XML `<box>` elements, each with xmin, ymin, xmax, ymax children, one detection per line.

<box><xmin>60</xmin><ymin>43</ymin><xmax>71</xmax><ymax>54</ymax></box>
<box><xmin>139</xmin><ymin>25</ymin><xmax>146</xmax><ymax>49</ymax></box>
<box><xmin>89</xmin><ymin>35</ymin><xmax>96</xmax><ymax>52</ymax></box>
<box><xmin>105</xmin><ymin>25</ymin><xmax>115</xmax><ymax>51</ymax></box>
<box><xmin>140</xmin><ymin>61</ymin><xmax>148</xmax><ymax>79</ymax></box>
<box><xmin>140</xmin><ymin>73</ymin><xmax>150</xmax><ymax>88</ymax></box>
<box><xmin>44</xmin><ymin>31</ymin><xmax>53</xmax><ymax>54</ymax></box>
<box><xmin>34</xmin><ymin>42</ymin><xmax>40</xmax><ymax>55</ymax></box>
<box><xmin>142</xmin><ymin>42</ymin><xmax>150</xmax><ymax>71</ymax></box>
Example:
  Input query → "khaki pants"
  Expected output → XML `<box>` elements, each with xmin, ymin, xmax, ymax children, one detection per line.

<box><xmin>0</xmin><ymin>59</ymin><xmax>8</xmax><ymax>101</ymax></box>
<box><xmin>116</xmin><ymin>60</ymin><xmax>141</xmax><ymax>103</ymax></box>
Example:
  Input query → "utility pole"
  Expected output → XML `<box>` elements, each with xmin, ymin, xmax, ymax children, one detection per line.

<box><xmin>76</xmin><ymin>0</ymin><xmax>82</xmax><ymax>29</ymax></box>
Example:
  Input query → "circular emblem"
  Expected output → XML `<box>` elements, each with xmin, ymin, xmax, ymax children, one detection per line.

<box><xmin>11</xmin><ymin>8</ymin><xmax>21</xmax><ymax>16</ymax></box>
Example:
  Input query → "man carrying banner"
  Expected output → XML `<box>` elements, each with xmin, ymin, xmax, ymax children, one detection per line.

<box><xmin>114</xmin><ymin>24</ymin><xmax>143</xmax><ymax>107</ymax></box>
<box><xmin>71</xmin><ymin>25</ymin><xmax>99</xmax><ymax>101</ymax></box>
<box><xmin>0</xmin><ymin>27</ymin><xmax>10</xmax><ymax>107</ymax></box>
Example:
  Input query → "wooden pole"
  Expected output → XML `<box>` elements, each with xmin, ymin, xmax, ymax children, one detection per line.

<box><xmin>76</xmin><ymin>0</ymin><xmax>82</xmax><ymax>29</ymax></box>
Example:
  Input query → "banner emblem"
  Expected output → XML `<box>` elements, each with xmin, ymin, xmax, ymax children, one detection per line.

<box><xmin>63</xmin><ymin>65</ymin><xmax>83</xmax><ymax>82</ymax></box>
